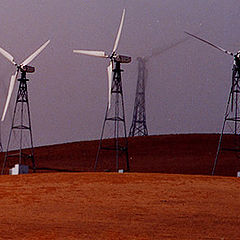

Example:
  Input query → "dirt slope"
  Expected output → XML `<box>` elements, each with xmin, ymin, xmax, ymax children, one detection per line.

<box><xmin>0</xmin><ymin>172</ymin><xmax>239</xmax><ymax>239</ymax></box>
<box><xmin>1</xmin><ymin>134</ymin><xmax>238</xmax><ymax>176</ymax></box>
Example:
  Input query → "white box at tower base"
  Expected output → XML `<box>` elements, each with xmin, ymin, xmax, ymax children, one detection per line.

<box><xmin>9</xmin><ymin>164</ymin><xmax>29</xmax><ymax>175</ymax></box>
<box><xmin>237</xmin><ymin>171</ymin><xmax>240</xmax><ymax>177</ymax></box>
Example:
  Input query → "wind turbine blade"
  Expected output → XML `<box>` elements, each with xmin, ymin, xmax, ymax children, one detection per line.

<box><xmin>73</xmin><ymin>50</ymin><xmax>108</xmax><ymax>58</ymax></box>
<box><xmin>112</xmin><ymin>8</ymin><xmax>126</xmax><ymax>53</ymax></box>
<box><xmin>0</xmin><ymin>47</ymin><xmax>16</xmax><ymax>65</ymax></box>
<box><xmin>107</xmin><ymin>62</ymin><xmax>113</xmax><ymax>109</ymax></box>
<box><xmin>185</xmin><ymin>31</ymin><xmax>234</xmax><ymax>56</ymax></box>
<box><xmin>21</xmin><ymin>40</ymin><xmax>50</xmax><ymax>66</ymax></box>
<box><xmin>1</xmin><ymin>70</ymin><xmax>18</xmax><ymax>121</ymax></box>
<box><xmin>145</xmin><ymin>37</ymin><xmax>189</xmax><ymax>61</ymax></box>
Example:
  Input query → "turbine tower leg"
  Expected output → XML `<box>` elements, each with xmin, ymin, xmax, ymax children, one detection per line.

<box><xmin>95</xmin><ymin>61</ymin><xmax>129</xmax><ymax>172</ymax></box>
<box><xmin>1</xmin><ymin>72</ymin><xmax>35</xmax><ymax>175</ymax></box>
<box><xmin>212</xmin><ymin>65</ymin><xmax>240</xmax><ymax>175</ymax></box>
<box><xmin>129</xmin><ymin>57</ymin><xmax>148</xmax><ymax>137</ymax></box>
<box><xmin>0</xmin><ymin>123</ymin><xmax>3</xmax><ymax>152</ymax></box>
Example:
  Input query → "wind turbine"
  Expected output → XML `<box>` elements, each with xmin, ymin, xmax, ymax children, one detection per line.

<box><xmin>128</xmin><ymin>56</ymin><xmax>148</xmax><ymax>137</ymax></box>
<box><xmin>185</xmin><ymin>31</ymin><xmax>240</xmax><ymax>175</ymax></box>
<box><xmin>129</xmin><ymin>37</ymin><xmax>190</xmax><ymax>137</ymax></box>
<box><xmin>0</xmin><ymin>40</ymin><xmax>50</xmax><ymax>174</ymax></box>
<box><xmin>74</xmin><ymin>9</ymin><xmax>131</xmax><ymax>172</ymax></box>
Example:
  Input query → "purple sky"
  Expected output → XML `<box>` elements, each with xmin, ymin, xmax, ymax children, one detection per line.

<box><xmin>0</xmin><ymin>0</ymin><xmax>239</xmax><ymax>147</ymax></box>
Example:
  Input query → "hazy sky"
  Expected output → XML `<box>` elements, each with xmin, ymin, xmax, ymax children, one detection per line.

<box><xmin>0</xmin><ymin>0</ymin><xmax>240</xmax><ymax>147</ymax></box>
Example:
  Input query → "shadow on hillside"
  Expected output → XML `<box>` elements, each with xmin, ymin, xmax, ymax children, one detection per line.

<box><xmin>35</xmin><ymin>167</ymin><xmax>82</xmax><ymax>173</ymax></box>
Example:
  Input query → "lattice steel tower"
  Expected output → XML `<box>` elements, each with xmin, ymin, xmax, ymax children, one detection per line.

<box><xmin>129</xmin><ymin>57</ymin><xmax>148</xmax><ymax>136</ymax></box>
<box><xmin>95</xmin><ymin>60</ymin><xmax>130</xmax><ymax>172</ymax></box>
<box><xmin>213</xmin><ymin>62</ymin><xmax>240</xmax><ymax>174</ymax></box>
<box><xmin>1</xmin><ymin>70</ymin><xmax>36</xmax><ymax>174</ymax></box>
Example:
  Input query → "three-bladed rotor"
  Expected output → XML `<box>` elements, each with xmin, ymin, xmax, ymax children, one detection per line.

<box><xmin>0</xmin><ymin>40</ymin><xmax>50</xmax><ymax>121</ymax></box>
<box><xmin>73</xmin><ymin>9</ymin><xmax>131</xmax><ymax>109</ymax></box>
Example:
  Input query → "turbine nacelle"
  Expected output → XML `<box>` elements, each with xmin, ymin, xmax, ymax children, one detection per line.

<box><xmin>21</xmin><ymin>65</ymin><xmax>35</xmax><ymax>73</ymax></box>
<box><xmin>114</xmin><ymin>54</ymin><xmax>131</xmax><ymax>64</ymax></box>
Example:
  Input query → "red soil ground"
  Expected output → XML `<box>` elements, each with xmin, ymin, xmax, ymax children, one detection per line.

<box><xmin>0</xmin><ymin>134</ymin><xmax>239</xmax><ymax>239</ymax></box>
<box><xmin>0</xmin><ymin>172</ymin><xmax>239</xmax><ymax>239</ymax></box>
